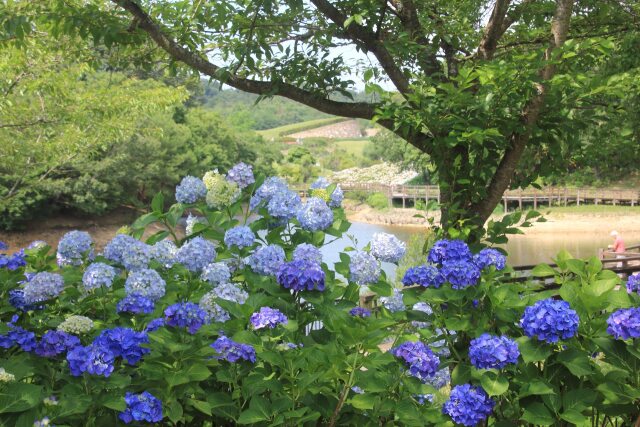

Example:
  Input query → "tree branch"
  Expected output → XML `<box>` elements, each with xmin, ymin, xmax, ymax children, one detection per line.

<box><xmin>477</xmin><ymin>0</ymin><xmax>512</xmax><ymax>60</ymax></box>
<box><xmin>110</xmin><ymin>0</ymin><xmax>379</xmax><ymax>120</ymax></box>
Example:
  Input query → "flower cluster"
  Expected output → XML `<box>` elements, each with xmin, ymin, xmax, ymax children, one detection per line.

<box><xmin>250</xmin><ymin>176</ymin><xmax>288</xmax><ymax>211</ymax></box>
<box><xmin>309</xmin><ymin>177</ymin><xmax>343</xmax><ymax>208</ymax></box>
<box><xmin>57</xmin><ymin>315</ymin><xmax>94</xmax><ymax>335</ymax></box>
<box><xmin>440</xmin><ymin>259</ymin><xmax>481</xmax><ymax>289</ymax></box>
<box><xmin>296</xmin><ymin>197</ymin><xmax>333</xmax><ymax>231</ymax></box>
<box><xmin>176</xmin><ymin>237</ymin><xmax>216</xmax><ymax>272</ymax></box>
<box><xmin>185</xmin><ymin>214</ymin><xmax>208</xmax><ymax>235</ymax></box>
<box><xmin>427</xmin><ymin>367</ymin><xmax>451</xmax><ymax>390</ymax></box>
<box><xmin>57</xmin><ymin>230</ymin><xmax>94</xmax><ymax>266</ymax></box>
<box><xmin>164</xmin><ymin>302</ymin><xmax>208</xmax><ymax>334</ymax></box>
<box><xmin>93</xmin><ymin>327</ymin><xmax>150</xmax><ymax>365</ymax></box>
<box><xmin>103</xmin><ymin>234</ymin><xmax>137</xmax><ymax>264</ymax></box>
<box><xmin>247</xmin><ymin>245</ymin><xmax>285</xmax><ymax>276</ymax></box>
<box><xmin>469</xmin><ymin>333</ymin><xmax>520</xmax><ymax>369</ymax></box>
<box><xmin>226</xmin><ymin>162</ymin><xmax>255</xmax><ymax>189</ymax></box>
<box><xmin>391</xmin><ymin>341</ymin><xmax>440</xmax><ymax>382</ymax></box>
<box><xmin>119</xmin><ymin>391</ymin><xmax>163</xmax><ymax>424</ymax></box>
<box><xmin>121</xmin><ymin>240</ymin><xmax>151</xmax><ymax>271</ymax></box>
<box><xmin>626</xmin><ymin>273</ymin><xmax>640</xmax><ymax>295</ymax></box>
<box><xmin>349</xmin><ymin>251</ymin><xmax>381</xmax><ymax>285</ymax></box>
<box><xmin>34</xmin><ymin>330</ymin><xmax>80</xmax><ymax>358</ymax></box>
<box><xmin>125</xmin><ymin>269</ymin><xmax>166</xmax><ymax>301</ymax></box>
<box><xmin>277</xmin><ymin>259</ymin><xmax>325</xmax><ymax>291</ymax></box>
<box><xmin>117</xmin><ymin>294</ymin><xmax>155</xmax><ymax>314</ymax></box>
<box><xmin>0</xmin><ymin>317</ymin><xmax>36</xmax><ymax>352</ymax></box>
<box><xmin>380</xmin><ymin>289</ymin><xmax>405</xmax><ymax>313</ymax></box>
<box><xmin>473</xmin><ymin>248</ymin><xmax>506</xmax><ymax>271</ymax></box>
<box><xmin>201</xmin><ymin>262</ymin><xmax>231</xmax><ymax>286</ymax></box>
<box><xmin>224</xmin><ymin>225</ymin><xmax>255</xmax><ymax>249</ymax></box>
<box><xmin>175</xmin><ymin>175</ymin><xmax>207</xmax><ymax>204</ymax></box>
<box><xmin>267</xmin><ymin>189</ymin><xmax>301</xmax><ymax>223</ymax></box>
<box><xmin>82</xmin><ymin>262</ymin><xmax>117</xmax><ymax>291</ymax></box>
<box><xmin>23</xmin><ymin>272</ymin><xmax>65</xmax><ymax>304</ymax></box>
<box><xmin>520</xmin><ymin>299</ymin><xmax>579</xmax><ymax>343</ymax></box>
<box><xmin>370</xmin><ymin>232</ymin><xmax>406</xmax><ymax>263</ymax></box>
<box><xmin>0</xmin><ymin>368</ymin><xmax>15</xmax><ymax>383</ymax></box>
<box><xmin>250</xmin><ymin>307</ymin><xmax>288</xmax><ymax>329</ymax></box>
<box><xmin>9</xmin><ymin>289</ymin><xmax>44</xmax><ymax>312</ymax></box>
<box><xmin>607</xmin><ymin>307</ymin><xmax>640</xmax><ymax>340</ymax></box>
<box><xmin>293</xmin><ymin>243</ymin><xmax>322</xmax><ymax>265</ymax></box>
<box><xmin>0</xmin><ymin>250</ymin><xmax>26</xmax><ymax>271</ymax></box>
<box><xmin>427</xmin><ymin>239</ymin><xmax>472</xmax><ymax>265</ymax></box>
<box><xmin>150</xmin><ymin>239</ymin><xmax>177</xmax><ymax>268</ymax></box>
<box><xmin>199</xmin><ymin>283</ymin><xmax>248</xmax><ymax>323</ymax></box>
<box><xmin>402</xmin><ymin>265</ymin><xmax>443</xmax><ymax>288</ymax></box>
<box><xmin>443</xmin><ymin>384</ymin><xmax>495</xmax><ymax>426</ymax></box>
<box><xmin>211</xmin><ymin>336</ymin><xmax>256</xmax><ymax>363</ymax></box>
<box><xmin>203</xmin><ymin>170</ymin><xmax>241</xmax><ymax>209</ymax></box>
<box><xmin>67</xmin><ymin>344</ymin><xmax>115</xmax><ymax>377</ymax></box>
<box><xmin>349</xmin><ymin>307</ymin><xmax>371</xmax><ymax>317</ymax></box>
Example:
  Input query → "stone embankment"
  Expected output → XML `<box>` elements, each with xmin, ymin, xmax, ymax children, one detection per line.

<box><xmin>331</xmin><ymin>163</ymin><xmax>418</xmax><ymax>186</ymax></box>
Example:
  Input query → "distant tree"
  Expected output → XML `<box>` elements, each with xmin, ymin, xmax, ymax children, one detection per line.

<box><xmin>364</xmin><ymin>131</ymin><xmax>434</xmax><ymax>183</ymax></box>
<box><xmin>4</xmin><ymin>0</ymin><xmax>639</xmax><ymax>237</ymax></box>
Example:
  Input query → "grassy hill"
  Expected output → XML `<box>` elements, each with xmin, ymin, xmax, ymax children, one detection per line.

<box><xmin>257</xmin><ymin>117</ymin><xmax>349</xmax><ymax>140</ymax></box>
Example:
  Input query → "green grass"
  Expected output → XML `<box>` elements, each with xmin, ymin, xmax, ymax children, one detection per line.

<box><xmin>333</xmin><ymin>139</ymin><xmax>369</xmax><ymax>156</ymax></box>
<box><xmin>522</xmin><ymin>205</ymin><xmax>640</xmax><ymax>216</ymax></box>
<box><xmin>257</xmin><ymin>117</ymin><xmax>348</xmax><ymax>140</ymax></box>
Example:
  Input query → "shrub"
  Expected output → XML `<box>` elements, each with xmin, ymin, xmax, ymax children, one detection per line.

<box><xmin>1</xmin><ymin>166</ymin><xmax>639</xmax><ymax>426</ymax></box>
<box><xmin>366</xmin><ymin>192</ymin><xmax>389</xmax><ymax>209</ymax></box>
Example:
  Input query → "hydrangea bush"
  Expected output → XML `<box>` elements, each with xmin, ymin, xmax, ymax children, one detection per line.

<box><xmin>1</xmin><ymin>166</ymin><xmax>640</xmax><ymax>426</ymax></box>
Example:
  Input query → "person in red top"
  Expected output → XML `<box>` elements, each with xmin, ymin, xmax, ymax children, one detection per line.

<box><xmin>610</xmin><ymin>230</ymin><xmax>626</xmax><ymax>253</ymax></box>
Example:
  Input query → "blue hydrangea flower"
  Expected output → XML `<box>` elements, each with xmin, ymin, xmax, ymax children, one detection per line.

<box><xmin>198</xmin><ymin>296</ymin><xmax>231</xmax><ymax>323</ymax></box>
<box><xmin>125</xmin><ymin>269</ymin><xmax>166</xmax><ymax>301</ymax></box>
<box><xmin>349</xmin><ymin>307</ymin><xmax>371</xmax><ymax>317</ymax></box>
<box><xmin>67</xmin><ymin>344</ymin><xmax>115</xmax><ymax>377</ymax></box>
<box><xmin>391</xmin><ymin>341</ymin><xmax>440</xmax><ymax>382</ymax></box>
<box><xmin>9</xmin><ymin>289</ymin><xmax>44</xmax><ymax>312</ymax></box>
<box><xmin>250</xmin><ymin>307</ymin><xmax>288</xmax><ymax>329</ymax></box>
<box><xmin>441</xmin><ymin>260</ymin><xmax>481</xmax><ymax>289</ymax></box>
<box><xmin>93</xmin><ymin>327</ymin><xmax>150</xmax><ymax>365</ymax></box>
<box><xmin>0</xmin><ymin>323</ymin><xmax>37</xmax><ymax>352</ymax></box>
<box><xmin>277</xmin><ymin>259</ymin><xmax>325</xmax><ymax>292</ymax></box>
<box><xmin>402</xmin><ymin>265</ymin><xmax>444</xmax><ymax>288</ymax></box>
<box><xmin>329</xmin><ymin>185</ymin><xmax>344</xmax><ymax>208</ymax></box>
<box><xmin>145</xmin><ymin>318</ymin><xmax>165</xmax><ymax>332</ymax></box>
<box><xmin>226</xmin><ymin>162</ymin><xmax>255</xmax><ymax>189</ymax></box>
<box><xmin>211</xmin><ymin>336</ymin><xmax>256</xmax><ymax>363</ymax></box>
<box><xmin>119</xmin><ymin>391</ymin><xmax>163</xmax><ymax>424</ymax></box>
<box><xmin>0</xmin><ymin>250</ymin><xmax>26</xmax><ymax>271</ymax></box>
<box><xmin>150</xmin><ymin>239</ymin><xmax>177</xmax><ymax>268</ymax></box>
<box><xmin>310</xmin><ymin>177</ymin><xmax>330</xmax><ymax>189</ymax></box>
<box><xmin>201</xmin><ymin>262</ymin><xmax>231</xmax><ymax>286</ymax></box>
<box><xmin>626</xmin><ymin>273</ymin><xmax>640</xmax><ymax>295</ymax></box>
<box><xmin>427</xmin><ymin>367</ymin><xmax>451</xmax><ymax>389</ymax></box>
<box><xmin>474</xmin><ymin>248</ymin><xmax>507</xmax><ymax>271</ymax></box>
<box><xmin>349</xmin><ymin>251</ymin><xmax>380</xmax><ymax>285</ymax></box>
<box><xmin>103</xmin><ymin>234</ymin><xmax>137</xmax><ymax>264</ymax></box>
<box><xmin>250</xmin><ymin>176</ymin><xmax>289</xmax><ymax>211</ymax></box>
<box><xmin>607</xmin><ymin>307</ymin><xmax>640</xmax><ymax>340</ymax></box>
<box><xmin>520</xmin><ymin>299</ymin><xmax>579</xmax><ymax>343</ymax></box>
<box><xmin>415</xmin><ymin>394</ymin><xmax>434</xmax><ymax>404</ymax></box>
<box><xmin>267</xmin><ymin>189</ymin><xmax>301</xmax><ymax>222</ymax></box>
<box><xmin>370</xmin><ymin>233</ymin><xmax>406</xmax><ymax>263</ymax></box>
<box><xmin>175</xmin><ymin>176</ymin><xmax>207</xmax><ymax>204</ymax></box>
<box><xmin>82</xmin><ymin>262</ymin><xmax>117</xmax><ymax>291</ymax></box>
<box><xmin>380</xmin><ymin>289</ymin><xmax>405</xmax><ymax>313</ymax></box>
<box><xmin>224</xmin><ymin>226</ymin><xmax>255</xmax><ymax>249</ymax></box>
<box><xmin>199</xmin><ymin>283</ymin><xmax>248</xmax><ymax>323</ymax></box>
<box><xmin>297</xmin><ymin>197</ymin><xmax>333</xmax><ymax>231</ymax></box>
<box><xmin>211</xmin><ymin>282</ymin><xmax>249</xmax><ymax>304</ymax></box>
<box><xmin>247</xmin><ymin>245</ymin><xmax>286</xmax><ymax>276</ymax></box>
<box><xmin>444</xmin><ymin>384</ymin><xmax>495</xmax><ymax>426</ymax></box>
<box><xmin>34</xmin><ymin>330</ymin><xmax>80</xmax><ymax>358</ymax></box>
<box><xmin>293</xmin><ymin>243</ymin><xmax>323</xmax><ymax>265</ymax></box>
<box><xmin>23</xmin><ymin>272</ymin><xmax>64</xmax><ymax>304</ymax></box>
<box><xmin>117</xmin><ymin>294</ymin><xmax>155</xmax><ymax>314</ymax></box>
<box><xmin>428</xmin><ymin>239</ymin><xmax>472</xmax><ymax>265</ymax></box>
<box><xmin>164</xmin><ymin>302</ymin><xmax>208</xmax><ymax>334</ymax></box>
<box><xmin>176</xmin><ymin>237</ymin><xmax>216</xmax><ymax>272</ymax></box>
<box><xmin>469</xmin><ymin>333</ymin><xmax>520</xmax><ymax>369</ymax></box>
<box><xmin>121</xmin><ymin>240</ymin><xmax>151</xmax><ymax>271</ymax></box>
<box><xmin>57</xmin><ymin>230</ymin><xmax>94</xmax><ymax>266</ymax></box>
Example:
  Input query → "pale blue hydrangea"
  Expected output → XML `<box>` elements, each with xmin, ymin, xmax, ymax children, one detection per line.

<box><xmin>201</xmin><ymin>262</ymin><xmax>231</xmax><ymax>286</ymax></box>
<box><xmin>121</xmin><ymin>240</ymin><xmax>151</xmax><ymax>271</ymax></box>
<box><xmin>380</xmin><ymin>289</ymin><xmax>405</xmax><ymax>313</ymax></box>
<box><xmin>349</xmin><ymin>251</ymin><xmax>381</xmax><ymax>285</ymax></box>
<box><xmin>103</xmin><ymin>234</ymin><xmax>137</xmax><ymax>264</ymax></box>
<box><xmin>27</xmin><ymin>240</ymin><xmax>48</xmax><ymax>250</ymax></box>
<box><xmin>176</xmin><ymin>237</ymin><xmax>216</xmax><ymax>272</ymax></box>
<box><xmin>297</xmin><ymin>197</ymin><xmax>334</xmax><ymax>231</ymax></box>
<box><xmin>175</xmin><ymin>176</ymin><xmax>207</xmax><ymax>204</ymax></box>
<box><xmin>211</xmin><ymin>282</ymin><xmax>249</xmax><ymax>304</ymax></box>
<box><xmin>57</xmin><ymin>230</ymin><xmax>94</xmax><ymax>266</ymax></box>
<box><xmin>23</xmin><ymin>272</ymin><xmax>65</xmax><ymax>304</ymax></box>
<box><xmin>370</xmin><ymin>233</ymin><xmax>406</xmax><ymax>263</ymax></box>
<box><xmin>199</xmin><ymin>293</ymin><xmax>231</xmax><ymax>323</ymax></box>
<box><xmin>150</xmin><ymin>240</ymin><xmax>177</xmax><ymax>268</ymax></box>
<box><xmin>250</xmin><ymin>177</ymin><xmax>289</xmax><ymax>211</ymax></box>
<box><xmin>310</xmin><ymin>177</ymin><xmax>330</xmax><ymax>189</ymax></box>
<box><xmin>267</xmin><ymin>190</ymin><xmax>301</xmax><ymax>221</ymax></box>
<box><xmin>226</xmin><ymin>162</ymin><xmax>255</xmax><ymax>189</ymax></box>
<box><xmin>185</xmin><ymin>214</ymin><xmax>208</xmax><ymax>236</ymax></box>
<box><xmin>224</xmin><ymin>226</ymin><xmax>255</xmax><ymax>249</ymax></box>
<box><xmin>329</xmin><ymin>185</ymin><xmax>344</xmax><ymax>208</ymax></box>
<box><xmin>293</xmin><ymin>243</ymin><xmax>322</xmax><ymax>265</ymax></box>
<box><xmin>125</xmin><ymin>269</ymin><xmax>166</xmax><ymax>301</ymax></box>
<box><xmin>199</xmin><ymin>283</ymin><xmax>249</xmax><ymax>323</ymax></box>
<box><xmin>247</xmin><ymin>245</ymin><xmax>286</xmax><ymax>276</ymax></box>
<box><xmin>82</xmin><ymin>262</ymin><xmax>117</xmax><ymax>291</ymax></box>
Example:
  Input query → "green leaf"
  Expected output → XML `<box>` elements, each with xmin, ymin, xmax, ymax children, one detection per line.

<box><xmin>188</xmin><ymin>399</ymin><xmax>212</xmax><ymax>416</ymax></box>
<box><xmin>0</xmin><ymin>383</ymin><xmax>42</xmax><ymax>413</ymax></box>
<box><xmin>369</xmin><ymin>280</ymin><xmax>393</xmax><ymax>297</ymax></box>
<box><xmin>167</xmin><ymin>400</ymin><xmax>183</xmax><ymax>424</ymax></box>
<box><xmin>521</xmin><ymin>402</ymin><xmax>554</xmax><ymax>426</ymax></box>
<box><xmin>349</xmin><ymin>393</ymin><xmax>376</xmax><ymax>410</ymax></box>
<box><xmin>557</xmin><ymin>348</ymin><xmax>592</xmax><ymax>377</ymax></box>
<box><xmin>479</xmin><ymin>371</ymin><xmax>509</xmax><ymax>396</ymax></box>
<box><xmin>519</xmin><ymin>380</ymin><xmax>555</xmax><ymax>397</ymax></box>
<box><xmin>151</xmin><ymin>192</ymin><xmax>164</xmax><ymax>213</ymax></box>
<box><xmin>516</xmin><ymin>336</ymin><xmax>552</xmax><ymax>363</ymax></box>
<box><xmin>238</xmin><ymin>396</ymin><xmax>272</xmax><ymax>424</ymax></box>
<box><xmin>590</xmin><ymin>278</ymin><xmax>618</xmax><ymax>296</ymax></box>
<box><xmin>531</xmin><ymin>264</ymin><xmax>556</xmax><ymax>277</ymax></box>
<box><xmin>101</xmin><ymin>394</ymin><xmax>126</xmax><ymax>411</ymax></box>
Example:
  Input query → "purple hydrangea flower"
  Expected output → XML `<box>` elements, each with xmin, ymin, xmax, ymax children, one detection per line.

<box><xmin>9</xmin><ymin>289</ymin><xmax>44</xmax><ymax>311</ymax></box>
<box><xmin>175</xmin><ymin>176</ymin><xmax>207</xmax><ymax>204</ymax></box>
<box><xmin>428</xmin><ymin>239</ymin><xmax>472</xmax><ymax>265</ymax></box>
<box><xmin>67</xmin><ymin>344</ymin><xmax>115</xmax><ymax>377</ymax></box>
<box><xmin>349</xmin><ymin>251</ymin><xmax>381</xmax><ymax>285</ymax></box>
<box><xmin>351</xmin><ymin>386</ymin><xmax>364</xmax><ymax>394</ymax></box>
<box><xmin>103</xmin><ymin>234</ymin><xmax>137</xmax><ymax>264</ymax></box>
<box><xmin>34</xmin><ymin>330</ymin><xmax>80</xmax><ymax>358</ymax></box>
<box><xmin>121</xmin><ymin>240</ymin><xmax>151</xmax><ymax>271</ymax></box>
<box><xmin>441</xmin><ymin>260</ymin><xmax>481</xmax><ymax>289</ymax></box>
<box><xmin>164</xmin><ymin>302</ymin><xmax>208</xmax><ymax>334</ymax></box>
<box><xmin>250</xmin><ymin>307</ymin><xmax>288</xmax><ymax>329</ymax></box>
<box><xmin>391</xmin><ymin>341</ymin><xmax>440</xmax><ymax>382</ymax></box>
<box><xmin>297</xmin><ymin>197</ymin><xmax>333</xmax><ymax>231</ymax></box>
<box><xmin>23</xmin><ymin>272</ymin><xmax>65</xmax><ymax>304</ymax></box>
<box><xmin>247</xmin><ymin>245</ymin><xmax>286</xmax><ymax>276</ymax></box>
<box><xmin>117</xmin><ymin>293</ymin><xmax>155</xmax><ymax>314</ymax></box>
<box><xmin>57</xmin><ymin>230</ymin><xmax>94</xmax><ymax>266</ymax></box>
<box><xmin>277</xmin><ymin>259</ymin><xmax>325</xmax><ymax>292</ymax></box>
<box><xmin>607</xmin><ymin>307</ymin><xmax>640</xmax><ymax>340</ymax></box>
<box><xmin>474</xmin><ymin>248</ymin><xmax>507</xmax><ymax>271</ymax></box>
<box><xmin>443</xmin><ymin>384</ymin><xmax>495</xmax><ymax>426</ymax></box>
<box><xmin>201</xmin><ymin>262</ymin><xmax>231</xmax><ymax>285</ymax></box>
<box><xmin>176</xmin><ymin>237</ymin><xmax>216</xmax><ymax>272</ymax></box>
<box><xmin>370</xmin><ymin>233</ymin><xmax>406</xmax><ymax>263</ymax></box>
<box><xmin>520</xmin><ymin>299</ymin><xmax>579</xmax><ymax>343</ymax></box>
<box><xmin>349</xmin><ymin>307</ymin><xmax>371</xmax><ymax>317</ymax></box>
<box><xmin>427</xmin><ymin>367</ymin><xmax>451</xmax><ymax>389</ymax></box>
<box><xmin>125</xmin><ymin>269</ymin><xmax>166</xmax><ymax>301</ymax></box>
<box><xmin>292</xmin><ymin>243</ymin><xmax>323</xmax><ymax>265</ymax></box>
<box><xmin>211</xmin><ymin>336</ymin><xmax>256</xmax><ymax>363</ymax></box>
<box><xmin>469</xmin><ymin>333</ymin><xmax>520</xmax><ymax>369</ymax></box>
<box><xmin>93</xmin><ymin>327</ymin><xmax>150</xmax><ymax>365</ymax></box>
<box><xmin>145</xmin><ymin>318</ymin><xmax>165</xmax><ymax>332</ymax></box>
<box><xmin>82</xmin><ymin>262</ymin><xmax>117</xmax><ymax>291</ymax></box>
<box><xmin>226</xmin><ymin>162</ymin><xmax>255</xmax><ymax>189</ymax></box>
<box><xmin>0</xmin><ymin>323</ymin><xmax>37</xmax><ymax>352</ymax></box>
<box><xmin>402</xmin><ymin>265</ymin><xmax>444</xmax><ymax>288</ymax></box>
<box><xmin>224</xmin><ymin>226</ymin><xmax>255</xmax><ymax>249</ymax></box>
<box><xmin>119</xmin><ymin>391</ymin><xmax>163</xmax><ymax>424</ymax></box>
<box><xmin>626</xmin><ymin>273</ymin><xmax>640</xmax><ymax>295</ymax></box>
<box><xmin>0</xmin><ymin>250</ymin><xmax>26</xmax><ymax>271</ymax></box>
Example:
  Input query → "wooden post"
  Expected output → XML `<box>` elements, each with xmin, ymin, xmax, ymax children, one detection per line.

<box><xmin>534</xmin><ymin>193</ymin><xmax>537</xmax><ymax>209</ymax></box>
<box><xmin>518</xmin><ymin>193</ymin><xmax>523</xmax><ymax>210</ymax></box>
<box><xmin>504</xmin><ymin>198</ymin><xmax>508</xmax><ymax>213</ymax></box>
<box><xmin>577</xmin><ymin>189</ymin><xmax>580</xmax><ymax>206</ymax></box>
<box><xmin>564</xmin><ymin>188</ymin><xmax>567</xmax><ymax>206</ymax></box>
